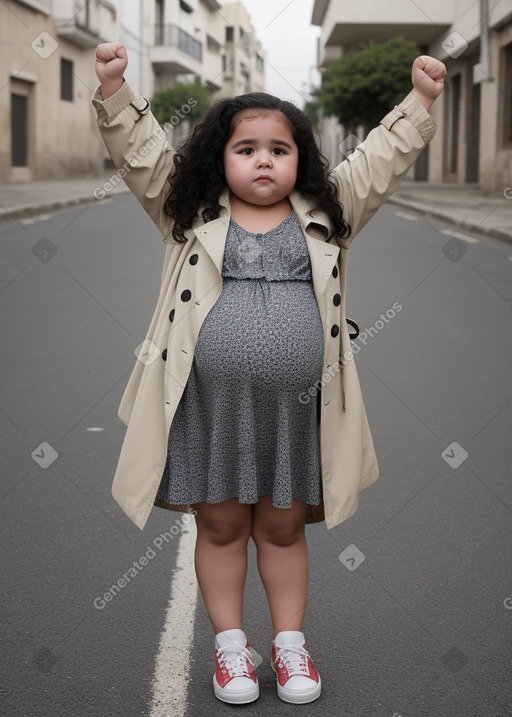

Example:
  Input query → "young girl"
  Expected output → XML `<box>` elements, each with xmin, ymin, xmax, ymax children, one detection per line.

<box><xmin>93</xmin><ymin>43</ymin><xmax>445</xmax><ymax>706</ymax></box>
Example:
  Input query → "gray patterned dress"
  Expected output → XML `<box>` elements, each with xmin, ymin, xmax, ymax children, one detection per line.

<box><xmin>156</xmin><ymin>209</ymin><xmax>325</xmax><ymax>508</ymax></box>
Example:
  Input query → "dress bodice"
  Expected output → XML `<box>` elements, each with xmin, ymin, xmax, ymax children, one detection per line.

<box><xmin>221</xmin><ymin>210</ymin><xmax>313</xmax><ymax>281</ymax></box>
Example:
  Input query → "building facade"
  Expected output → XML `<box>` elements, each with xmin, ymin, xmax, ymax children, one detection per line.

<box><xmin>311</xmin><ymin>0</ymin><xmax>512</xmax><ymax>191</ymax></box>
<box><xmin>1</xmin><ymin>0</ymin><xmax>117</xmax><ymax>182</ymax></box>
<box><xmin>0</xmin><ymin>0</ymin><xmax>266</xmax><ymax>182</ymax></box>
<box><xmin>219</xmin><ymin>1</ymin><xmax>265</xmax><ymax>97</ymax></box>
<box><xmin>146</xmin><ymin>1</ymin><xmax>265</xmax><ymax>99</ymax></box>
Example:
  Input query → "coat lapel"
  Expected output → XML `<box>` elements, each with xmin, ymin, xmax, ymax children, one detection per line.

<box><xmin>289</xmin><ymin>189</ymin><xmax>340</xmax><ymax>294</ymax></box>
<box><xmin>193</xmin><ymin>215</ymin><xmax>231</xmax><ymax>275</ymax></box>
<box><xmin>192</xmin><ymin>189</ymin><xmax>231</xmax><ymax>275</ymax></box>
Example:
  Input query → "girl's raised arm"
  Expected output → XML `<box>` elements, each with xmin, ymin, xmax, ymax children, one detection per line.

<box><xmin>92</xmin><ymin>42</ymin><xmax>176</xmax><ymax>241</ymax></box>
<box><xmin>333</xmin><ymin>55</ymin><xmax>446</xmax><ymax>245</ymax></box>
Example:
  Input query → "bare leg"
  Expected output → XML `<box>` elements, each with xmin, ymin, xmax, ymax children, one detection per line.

<box><xmin>191</xmin><ymin>499</ymin><xmax>252</xmax><ymax>636</ymax></box>
<box><xmin>251</xmin><ymin>497</ymin><xmax>309</xmax><ymax>639</ymax></box>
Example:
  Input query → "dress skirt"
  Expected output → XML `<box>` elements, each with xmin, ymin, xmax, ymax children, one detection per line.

<box><xmin>156</xmin><ymin>210</ymin><xmax>325</xmax><ymax>509</ymax></box>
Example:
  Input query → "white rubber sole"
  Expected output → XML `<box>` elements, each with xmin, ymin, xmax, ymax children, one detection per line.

<box><xmin>276</xmin><ymin>675</ymin><xmax>322</xmax><ymax>704</ymax></box>
<box><xmin>213</xmin><ymin>675</ymin><xmax>259</xmax><ymax>704</ymax></box>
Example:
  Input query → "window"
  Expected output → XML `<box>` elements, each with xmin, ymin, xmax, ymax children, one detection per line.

<box><xmin>61</xmin><ymin>58</ymin><xmax>73</xmax><ymax>101</ymax></box>
<box><xmin>226</xmin><ymin>26</ymin><xmax>233</xmax><ymax>42</ymax></box>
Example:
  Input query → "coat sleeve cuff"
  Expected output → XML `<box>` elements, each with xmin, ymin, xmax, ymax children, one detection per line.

<box><xmin>380</xmin><ymin>92</ymin><xmax>436</xmax><ymax>144</ymax></box>
<box><xmin>91</xmin><ymin>79</ymin><xmax>150</xmax><ymax>124</ymax></box>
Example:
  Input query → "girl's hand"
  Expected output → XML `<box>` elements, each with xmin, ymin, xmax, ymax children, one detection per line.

<box><xmin>410</xmin><ymin>55</ymin><xmax>447</xmax><ymax>111</ymax></box>
<box><xmin>95</xmin><ymin>42</ymin><xmax>127</xmax><ymax>98</ymax></box>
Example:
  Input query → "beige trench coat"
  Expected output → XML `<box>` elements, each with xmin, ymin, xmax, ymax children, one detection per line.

<box><xmin>91</xmin><ymin>80</ymin><xmax>436</xmax><ymax>531</ymax></box>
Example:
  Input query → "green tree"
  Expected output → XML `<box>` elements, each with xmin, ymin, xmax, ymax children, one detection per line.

<box><xmin>304</xmin><ymin>99</ymin><xmax>321</xmax><ymax>128</ymax></box>
<box><xmin>150</xmin><ymin>79</ymin><xmax>210</xmax><ymax>126</ymax></box>
<box><xmin>314</xmin><ymin>36</ymin><xmax>421</xmax><ymax>132</ymax></box>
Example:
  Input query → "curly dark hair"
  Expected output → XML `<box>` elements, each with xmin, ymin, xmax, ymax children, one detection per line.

<box><xmin>164</xmin><ymin>92</ymin><xmax>351</xmax><ymax>245</ymax></box>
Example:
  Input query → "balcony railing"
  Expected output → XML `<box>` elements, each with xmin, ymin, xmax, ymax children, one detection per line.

<box><xmin>154</xmin><ymin>24</ymin><xmax>202</xmax><ymax>62</ymax></box>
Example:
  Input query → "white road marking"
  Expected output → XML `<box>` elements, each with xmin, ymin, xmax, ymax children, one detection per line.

<box><xmin>395</xmin><ymin>210</ymin><xmax>418</xmax><ymax>221</ymax></box>
<box><xmin>440</xmin><ymin>228</ymin><xmax>479</xmax><ymax>244</ymax></box>
<box><xmin>21</xmin><ymin>214</ymin><xmax>52</xmax><ymax>224</ymax></box>
<box><xmin>86</xmin><ymin>426</ymin><xmax>104</xmax><ymax>431</ymax></box>
<box><xmin>19</xmin><ymin>198</ymin><xmax>114</xmax><ymax>225</ymax></box>
<box><xmin>149</xmin><ymin>519</ymin><xmax>198</xmax><ymax>717</ymax></box>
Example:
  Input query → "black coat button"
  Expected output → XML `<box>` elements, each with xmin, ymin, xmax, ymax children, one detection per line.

<box><xmin>189</xmin><ymin>254</ymin><xmax>198</xmax><ymax>265</ymax></box>
<box><xmin>169</xmin><ymin>309</ymin><xmax>175</xmax><ymax>322</ymax></box>
<box><xmin>181</xmin><ymin>289</ymin><xmax>192</xmax><ymax>302</ymax></box>
<box><xmin>332</xmin><ymin>265</ymin><xmax>338</xmax><ymax>279</ymax></box>
<box><xmin>333</xmin><ymin>293</ymin><xmax>341</xmax><ymax>306</ymax></box>
<box><xmin>162</xmin><ymin>348</ymin><xmax>167</xmax><ymax>361</ymax></box>
<box><xmin>331</xmin><ymin>324</ymin><xmax>339</xmax><ymax>338</ymax></box>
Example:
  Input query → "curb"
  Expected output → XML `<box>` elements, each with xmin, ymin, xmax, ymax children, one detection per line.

<box><xmin>387</xmin><ymin>196</ymin><xmax>512</xmax><ymax>245</ymax></box>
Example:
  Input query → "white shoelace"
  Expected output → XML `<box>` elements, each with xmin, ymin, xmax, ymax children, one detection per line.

<box><xmin>217</xmin><ymin>643</ymin><xmax>255</xmax><ymax>678</ymax></box>
<box><xmin>275</xmin><ymin>644</ymin><xmax>311</xmax><ymax>676</ymax></box>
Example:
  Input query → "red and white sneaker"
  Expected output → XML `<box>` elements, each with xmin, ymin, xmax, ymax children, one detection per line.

<box><xmin>271</xmin><ymin>630</ymin><xmax>321</xmax><ymax>704</ymax></box>
<box><xmin>213</xmin><ymin>628</ymin><xmax>259</xmax><ymax>704</ymax></box>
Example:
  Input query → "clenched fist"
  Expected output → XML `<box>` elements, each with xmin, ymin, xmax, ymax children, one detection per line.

<box><xmin>95</xmin><ymin>42</ymin><xmax>128</xmax><ymax>98</ymax></box>
<box><xmin>411</xmin><ymin>55</ymin><xmax>447</xmax><ymax>111</ymax></box>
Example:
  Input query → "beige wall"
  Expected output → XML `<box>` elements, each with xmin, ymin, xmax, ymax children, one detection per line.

<box><xmin>0</xmin><ymin>0</ymin><xmax>109</xmax><ymax>181</ymax></box>
<box><xmin>483</xmin><ymin>23</ymin><xmax>512</xmax><ymax>190</ymax></box>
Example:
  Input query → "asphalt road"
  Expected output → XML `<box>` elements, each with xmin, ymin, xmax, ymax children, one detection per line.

<box><xmin>1</xmin><ymin>192</ymin><xmax>511</xmax><ymax>717</ymax></box>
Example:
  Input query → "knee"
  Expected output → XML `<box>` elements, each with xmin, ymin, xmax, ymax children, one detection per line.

<box><xmin>196</xmin><ymin>518</ymin><xmax>251</xmax><ymax>547</ymax></box>
<box><xmin>252</xmin><ymin>522</ymin><xmax>305</xmax><ymax>547</ymax></box>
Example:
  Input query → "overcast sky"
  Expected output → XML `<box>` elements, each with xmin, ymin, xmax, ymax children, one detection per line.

<box><xmin>220</xmin><ymin>0</ymin><xmax>321</xmax><ymax>107</ymax></box>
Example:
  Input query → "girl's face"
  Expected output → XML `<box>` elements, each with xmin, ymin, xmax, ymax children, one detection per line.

<box><xmin>223</xmin><ymin>109</ymin><xmax>299</xmax><ymax>207</ymax></box>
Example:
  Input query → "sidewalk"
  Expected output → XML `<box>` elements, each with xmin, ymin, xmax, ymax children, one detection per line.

<box><xmin>387</xmin><ymin>182</ymin><xmax>511</xmax><ymax>243</ymax></box>
<box><xmin>0</xmin><ymin>175</ymin><xmax>510</xmax><ymax>243</ymax></box>
<box><xmin>0</xmin><ymin>174</ymin><xmax>130</xmax><ymax>223</ymax></box>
